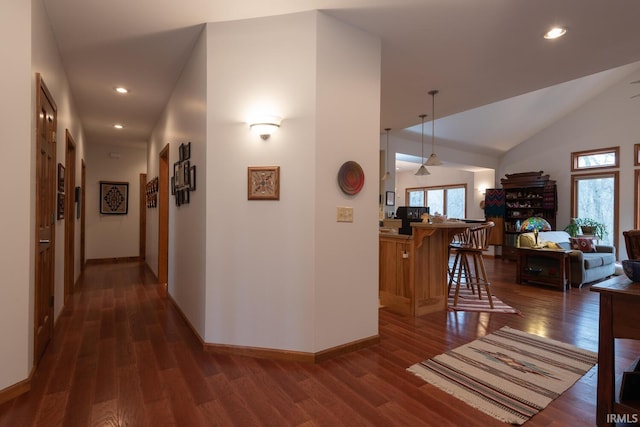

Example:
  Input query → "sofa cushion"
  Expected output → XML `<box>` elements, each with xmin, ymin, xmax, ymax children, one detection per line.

<box><xmin>570</xmin><ymin>237</ymin><xmax>596</xmax><ymax>252</ymax></box>
<box><xmin>583</xmin><ymin>252</ymin><xmax>616</xmax><ymax>269</ymax></box>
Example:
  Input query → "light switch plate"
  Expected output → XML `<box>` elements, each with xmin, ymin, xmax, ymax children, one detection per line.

<box><xmin>336</xmin><ymin>207</ymin><xmax>353</xmax><ymax>222</ymax></box>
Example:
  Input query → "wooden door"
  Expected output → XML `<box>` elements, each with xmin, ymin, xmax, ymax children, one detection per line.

<box><xmin>81</xmin><ymin>159</ymin><xmax>86</xmax><ymax>270</ymax></box>
<box><xmin>139</xmin><ymin>173</ymin><xmax>147</xmax><ymax>260</ymax></box>
<box><xmin>35</xmin><ymin>74</ymin><xmax>57</xmax><ymax>364</ymax></box>
<box><xmin>158</xmin><ymin>144</ymin><xmax>169</xmax><ymax>285</ymax></box>
<box><xmin>64</xmin><ymin>130</ymin><xmax>76</xmax><ymax>299</ymax></box>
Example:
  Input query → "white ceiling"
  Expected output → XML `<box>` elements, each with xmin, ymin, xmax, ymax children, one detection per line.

<box><xmin>42</xmin><ymin>0</ymin><xmax>640</xmax><ymax>154</ymax></box>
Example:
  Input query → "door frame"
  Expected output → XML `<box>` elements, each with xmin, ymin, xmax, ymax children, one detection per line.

<box><xmin>139</xmin><ymin>173</ymin><xmax>147</xmax><ymax>260</ymax></box>
<box><xmin>64</xmin><ymin>130</ymin><xmax>76</xmax><ymax>299</ymax></box>
<box><xmin>158</xmin><ymin>144</ymin><xmax>169</xmax><ymax>286</ymax></box>
<box><xmin>80</xmin><ymin>159</ymin><xmax>86</xmax><ymax>271</ymax></box>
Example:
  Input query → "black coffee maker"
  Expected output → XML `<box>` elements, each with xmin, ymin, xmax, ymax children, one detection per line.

<box><xmin>395</xmin><ymin>206</ymin><xmax>429</xmax><ymax>235</ymax></box>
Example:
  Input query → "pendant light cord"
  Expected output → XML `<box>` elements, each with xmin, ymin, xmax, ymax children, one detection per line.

<box><xmin>429</xmin><ymin>90</ymin><xmax>439</xmax><ymax>156</ymax></box>
<box><xmin>419</xmin><ymin>114</ymin><xmax>427</xmax><ymax>163</ymax></box>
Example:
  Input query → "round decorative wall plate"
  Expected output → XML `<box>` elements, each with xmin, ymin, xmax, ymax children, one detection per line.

<box><xmin>337</xmin><ymin>161</ymin><xmax>365</xmax><ymax>195</ymax></box>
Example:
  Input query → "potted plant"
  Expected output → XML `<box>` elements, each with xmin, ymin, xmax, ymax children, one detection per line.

<box><xmin>564</xmin><ymin>218</ymin><xmax>608</xmax><ymax>240</ymax></box>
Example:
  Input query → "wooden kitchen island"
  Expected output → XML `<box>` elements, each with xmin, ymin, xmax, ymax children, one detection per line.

<box><xmin>379</xmin><ymin>222</ymin><xmax>478</xmax><ymax>316</ymax></box>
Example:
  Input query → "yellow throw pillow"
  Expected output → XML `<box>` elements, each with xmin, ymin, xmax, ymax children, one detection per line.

<box><xmin>545</xmin><ymin>242</ymin><xmax>561</xmax><ymax>249</ymax></box>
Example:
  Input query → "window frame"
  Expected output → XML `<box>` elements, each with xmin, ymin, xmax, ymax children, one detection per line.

<box><xmin>571</xmin><ymin>146</ymin><xmax>619</xmax><ymax>172</ymax></box>
<box><xmin>570</xmin><ymin>170</ymin><xmax>619</xmax><ymax>250</ymax></box>
<box><xmin>405</xmin><ymin>183</ymin><xmax>467</xmax><ymax>218</ymax></box>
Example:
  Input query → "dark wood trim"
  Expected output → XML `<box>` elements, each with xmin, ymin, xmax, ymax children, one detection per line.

<box><xmin>204</xmin><ymin>335</ymin><xmax>380</xmax><ymax>363</ymax></box>
<box><xmin>64</xmin><ymin>129</ymin><xmax>76</xmax><ymax>299</ymax></box>
<box><xmin>158</xmin><ymin>144</ymin><xmax>170</xmax><ymax>285</ymax></box>
<box><xmin>86</xmin><ymin>256</ymin><xmax>141</xmax><ymax>264</ymax></box>
<box><xmin>313</xmin><ymin>335</ymin><xmax>381</xmax><ymax>362</ymax></box>
<box><xmin>0</xmin><ymin>367</ymin><xmax>33</xmax><ymax>405</ymax></box>
<box><xmin>570</xmin><ymin>170</ymin><xmax>620</xmax><ymax>253</ymax></box>
<box><xmin>139</xmin><ymin>173</ymin><xmax>146</xmax><ymax>260</ymax></box>
<box><xmin>635</xmin><ymin>169</ymin><xmax>640</xmax><ymax>230</ymax></box>
<box><xmin>80</xmin><ymin>159</ymin><xmax>86</xmax><ymax>271</ymax></box>
<box><xmin>571</xmin><ymin>146</ymin><xmax>620</xmax><ymax>172</ymax></box>
<box><xmin>165</xmin><ymin>286</ymin><xmax>379</xmax><ymax>363</ymax></box>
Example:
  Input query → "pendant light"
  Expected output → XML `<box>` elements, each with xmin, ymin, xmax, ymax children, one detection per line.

<box><xmin>381</xmin><ymin>128</ymin><xmax>391</xmax><ymax>181</ymax></box>
<box><xmin>425</xmin><ymin>89</ymin><xmax>442</xmax><ymax>166</ymax></box>
<box><xmin>415</xmin><ymin>114</ymin><xmax>430</xmax><ymax>176</ymax></box>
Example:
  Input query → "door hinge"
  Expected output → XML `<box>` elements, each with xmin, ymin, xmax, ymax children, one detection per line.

<box><xmin>50</xmin><ymin>296</ymin><xmax>54</xmax><ymax>307</ymax></box>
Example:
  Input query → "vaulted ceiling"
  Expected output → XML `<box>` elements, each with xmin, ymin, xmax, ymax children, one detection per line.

<box><xmin>42</xmin><ymin>0</ymin><xmax>640</xmax><ymax>154</ymax></box>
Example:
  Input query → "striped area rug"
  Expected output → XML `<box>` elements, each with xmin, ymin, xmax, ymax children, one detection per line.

<box><xmin>449</xmin><ymin>286</ymin><xmax>520</xmax><ymax>314</ymax></box>
<box><xmin>407</xmin><ymin>326</ymin><xmax>597</xmax><ymax>425</ymax></box>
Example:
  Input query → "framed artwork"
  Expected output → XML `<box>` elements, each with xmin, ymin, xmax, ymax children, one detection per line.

<box><xmin>189</xmin><ymin>165</ymin><xmax>196</xmax><ymax>191</ymax></box>
<box><xmin>179</xmin><ymin>142</ymin><xmax>191</xmax><ymax>161</ymax></box>
<box><xmin>99</xmin><ymin>181</ymin><xmax>129</xmax><ymax>214</ymax></box>
<box><xmin>635</xmin><ymin>144</ymin><xmax>640</xmax><ymax>166</ymax></box>
<box><xmin>57</xmin><ymin>163</ymin><xmax>65</xmax><ymax>192</ymax></box>
<box><xmin>75</xmin><ymin>186</ymin><xmax>81</xmax><ymax>219</ymax></box>
<box><xmin>57</xmin><ymin>193</ymin><xmax>65</xmax><ymax>220</ymax></box>
<box><xmin>386</xmin><ymin>191</ymin><xmax>395</xmax><ymax>206</ymax></box>
<box><xmin>248</xmin><ymin>166</ymin><xmax>280</xmax><ymax>200</ymax></box>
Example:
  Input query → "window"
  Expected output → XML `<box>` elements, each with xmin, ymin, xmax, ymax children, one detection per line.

<box><xmin>571</xmin><ymin>171</ymin><xmax>618</xmax><ymax>246</ymax></box>
<box><xmin>571</xmin><ymin>147</ymin><xmax>619</xmax><ymax>171</ymax></box>
<box><xmin>405</xmin><ymin>184</ymin><xmax>466</xmax><ymax>218</ymax></box>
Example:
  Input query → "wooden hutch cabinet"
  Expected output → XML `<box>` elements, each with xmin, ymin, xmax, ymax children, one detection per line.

<box><xmin>500</xmin><ymin>171</ymin><xmax>557</xmax><ymax>260</ymax></box>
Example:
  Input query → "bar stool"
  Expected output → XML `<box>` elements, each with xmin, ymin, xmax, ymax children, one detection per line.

<box><xmin>448</xmin><ymin>222</ymin><xmax>495</xmax><ymax>308</ymax></box>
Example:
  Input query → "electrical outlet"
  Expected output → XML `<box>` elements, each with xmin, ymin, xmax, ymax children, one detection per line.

<box><xmin>336</xmin><ymin>207</ymin><xmax>353</xmax><ymax>222</ymax></box>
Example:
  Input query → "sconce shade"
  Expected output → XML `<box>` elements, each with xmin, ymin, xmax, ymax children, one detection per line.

<box><xmin>249</xmin><ymin>115</ymin><xmax>282</xmax><ymax>140</ymax></box>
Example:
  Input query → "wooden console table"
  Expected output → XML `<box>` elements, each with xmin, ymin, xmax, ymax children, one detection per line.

<box><xmin>591</xmin><ymin>275</ymin><xmax>640</xmax><ymax>426</ymax></box>
<box><xmin>516</xmin><ymin>247</ymin><xmax>572</xmax><ymax>290</ymax></box>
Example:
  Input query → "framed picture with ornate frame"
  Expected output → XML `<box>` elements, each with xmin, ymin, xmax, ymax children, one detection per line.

<box><xmin>248</xmin><ymin>166</ymin><xmax>280</xmax><ymax>200</ymax></box>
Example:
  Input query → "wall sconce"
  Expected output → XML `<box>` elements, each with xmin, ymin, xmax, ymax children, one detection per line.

<box><xmin>249</xmin><ymin>115</ymin><xmax>282</xmax><ymax>140</ymax></box>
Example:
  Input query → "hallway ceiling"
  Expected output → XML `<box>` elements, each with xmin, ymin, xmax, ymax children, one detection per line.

<box><xmin>42</xmin><ymin>0</ymin><xmax>640</xmax><ymax>154</ymax></box>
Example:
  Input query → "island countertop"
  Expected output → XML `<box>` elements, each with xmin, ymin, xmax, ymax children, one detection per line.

<box><xmin>380</xmin><ymin>221</ymin><xmax>486</xmax><ymax>316</ymax></box>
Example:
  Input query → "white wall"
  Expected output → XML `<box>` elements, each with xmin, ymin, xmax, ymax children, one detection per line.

<box><xmin>32</xmin><ymin>0</ymin><xmax>87</xmax><ymax>319</ymax></box>
<box><xmin>500</xmin><ymin>64</ymin><xmax>640</xmax><ymax>260</ymax></box>
<box><xmin>0</xmin><ymin>0</ymin><xmax>87</xmax><ymax>392</ymax></box>
<box><xmin>85</xmin><ymin>143</ymin><xmax>146</xmax><ymax>260</ymax></box>
<box><xmin>313</xmin><ymin>12</ymin><xmax>380</xmax><ymax>350</ymax></box>
<box><xmin>204</xmin><ymin>11</ymin><xmax>380</xmax><ymax>352</ymax></box>
<box><xmin>148</xmin><ymin>27</ymin><xmax>207</xmax><ymax>336</ymax></box>
<box><xmin>0</xmin><ymin>0</ymin><xmax>32</xmax><ymax>391</ymax></box>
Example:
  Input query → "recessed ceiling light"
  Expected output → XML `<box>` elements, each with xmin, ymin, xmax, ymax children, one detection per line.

<box><xmin>115</xmin><ymin>87</ymin><xmax>128</xmax><ymax>94</ymax></box>
<box><xmin>544</xmin><ymin>27</ymin><xmax>567</xmax><ymax>40</ymax></box>
<box><xmin>113</xmin><ymin>124</ymin><xmax>124</xmax><ymax>129</ymax></box>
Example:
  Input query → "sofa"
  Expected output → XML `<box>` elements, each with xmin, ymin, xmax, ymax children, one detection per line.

<box><xmin>518</xmin><ymin>231</ymin><xmax>616</xmax><ymax>288</ymax></box>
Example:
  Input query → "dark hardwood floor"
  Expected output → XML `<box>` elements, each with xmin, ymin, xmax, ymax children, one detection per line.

<box><xmin>0</xmin><ymin>258</ymin><xmax>636</xmax><ymax>426</ymax></box>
